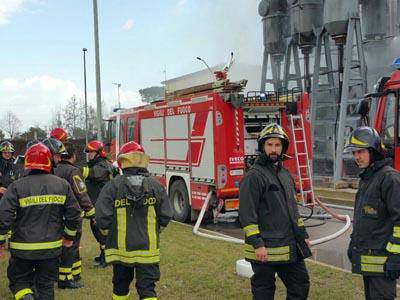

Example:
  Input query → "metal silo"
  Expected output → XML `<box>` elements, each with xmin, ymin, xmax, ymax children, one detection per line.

<box><xmin>285</xmin><ymin>0</ymin><xmax>324</xmax><ymax>92</ymax></box>
<box><xmin>324</xmin><ymin>0</ymin><xmax>359</xmax><ymax>40</ymax></box>
<box><xmin>360</xmin><ymin>0</ymin><xmax>389</xmax><ymax>40</ymax></box>
<box><xmin>259</xmin><ymin>0</ymin><xmax>290</xmax><ymax>91</ymax></box>
<box><xmin>287</xmin><ymin>0</ymin><xmax>324</xmax><ymax>49</ymax></box>
<box><xmin>259</xmin><ymin>0</ymin><xmax>289</xmax><ymax>54</ymax></box>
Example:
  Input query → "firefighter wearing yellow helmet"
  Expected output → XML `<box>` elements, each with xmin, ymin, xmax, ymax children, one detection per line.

<box><xmin>239</xmin><ymin>123</ymin><xmax>311</xmax><ymax>299</ymax></box>
<box><xmin>345</xmin><ymin>126</ymin><xmax>400</xmax><ymax>299</ymax></box>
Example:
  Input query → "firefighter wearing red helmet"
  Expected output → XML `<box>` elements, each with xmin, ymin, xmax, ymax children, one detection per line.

<box><xmin>53</xmin><ymin>142</ymin><xmax>95</xmax><ymax>289</ymax></box>
<box><xmin>82</xmin><ymin>140</ymin><xmax>115</xmax><ymax>267</ymax></box>
<box><xmin>50</xmin><ymin>127</ymin><xmax>69</xmax><ymax>143</ymax></box>
<box><xmin>345</xmin><ymin>127</ymin><xmax>400</xmax><ymax>299</ymax></box>
<box><xmin>239</xmin><ymin>123</ymin><xmax>311</xmax><ymax>300</ymax></box>
<box><xmin>95</xmin><ymin>141</ymin><xmax>173</xmax><ymax>300</ymax></box>
<box><xmin>0</xmin><ymin>143</ymin><xmax>81</xmax><ymax>300</ymax></box>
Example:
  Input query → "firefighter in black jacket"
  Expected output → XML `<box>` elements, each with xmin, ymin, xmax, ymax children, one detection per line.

<box><xmin>239</xmin><ymin>123</ymin><xmax>311</xmax><ymax>300</ymax></box>
<box><xmin>345</xmin><ymin>127</ymin><xmax>400</xmax><ymax>300</ymax></box>
<box><xmin>95</xmin><ymin>141</ymin><xmax>173</xmax><ymax>300</ymax></box>
<box><xmin>82</xmin><ymin>139</ymin><xmax>115</xmax><ymax>267</ymax></box>
<box><xmin>0</xmin><ymin>143</ymin><xmax>81</xmax><ymax>300</ymax></box>
<box><xmin>54</xmin><ymin>142</ymin><xmax>95</xmax><ymax>289</ymax></box>
<box><xmin>0</xmin><ymin>141</ymin><xmax>19</xmax><ymax>197</ymax></box>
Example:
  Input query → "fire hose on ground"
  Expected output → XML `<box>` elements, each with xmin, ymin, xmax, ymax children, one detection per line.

<box><xmin>192</xmin><ymin>191</ymin><xmax>352</xmax><ymax>277</ymax></box>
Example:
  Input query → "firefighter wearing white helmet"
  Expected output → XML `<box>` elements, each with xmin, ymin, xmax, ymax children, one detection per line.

<box><xmin>345</xmin><ymin>126</ymin><xmax>400</xmax><ymax>299</ymax></box>
<box><xmin>239</xmin><ymin>123</ymin><xmax>311</xmax><ymax>299</ymax></box>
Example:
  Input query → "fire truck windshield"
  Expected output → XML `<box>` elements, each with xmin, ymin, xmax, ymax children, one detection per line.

<box><xmin>381</xmin><ymin>93</ymin><xmax>397</xmax><ymax>149</ymax></box>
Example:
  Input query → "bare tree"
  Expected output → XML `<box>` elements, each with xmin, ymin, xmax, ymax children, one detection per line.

<box><xmin>63</xmin><ymin>95</ymin><xmax>85</xmax><ymax>138</ymax></box>
<box><xmin>50</xmin><ymin>106</ymin><xmax>63</xmax><ymax>129</ymax></box>
<box><xmin>0</xmin><ymin>111</ymin><xmax>22</xmax><ymax>139</ymax></box>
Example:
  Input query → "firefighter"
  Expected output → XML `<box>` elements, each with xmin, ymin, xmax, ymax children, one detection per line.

<box><xmin>0</xmin><ymin>141</ymin><xmax>19</xmax><ymax>197</ymax></box>
<box><xmin>95</xmin><ymin>141</ymin><xmax>173</xmax><ymax>300</ymax></box>
<box><xmin>345</xmin><ymin>126</ymin><xmax>400</xmax><ymax>300</ymax></box>
<box><xmin>50</xmin><ymin>127</ymin><xmax>69</xmax><ymax>143</ymax></box>
<box><xmin>82</xmin><ymin>140</ymin><xmax>114</xmax><ymax>267</ymax></box>
<box><xmin>239</xmin><ymin>123</ymin><xmax>311</xmax><ymax>300</ymax></box>
<box><xmin>41</xmin><ymin>137</ymin><xmax>67</xmax><ymax>172</ymax></box>
<box><xmin>54</xmin><ymin>142</ymin><xmax>95</xmax><ymax>289</ymax></box>
<box><xmin>0</xmin><ymin>143</ymin><xmax>81</xmax><ymax>300</ymax></box>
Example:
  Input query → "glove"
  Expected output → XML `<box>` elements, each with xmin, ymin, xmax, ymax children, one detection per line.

<box><xmin>384</xmin><ymin>254</ymin><xmax>400</xmax><ymax>281</ymax></box>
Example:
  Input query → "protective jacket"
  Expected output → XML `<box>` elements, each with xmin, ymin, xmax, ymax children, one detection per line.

<box><xmin>239</xmin><ymin>154</ymin><xmax>309</xmax><ymax>264</ymax></box>
<box><xmin>82</xmin><ymin>157</ymin><xmax>113</xmax><ymax>204</ymax></box>
<box><xmin>55</xmin><ymin>160</ymin><xmax>95</xmax><ymax>218</ymax></box>
<box><xmin>95</xmin><ymin>167</ymin><xmax>173</xmax><ymax>265</ymax></box>
<box><xmin>0</xmin><ymin>157</ymin><xmax>19</xmax><ymax>194</ymax></box>
<box><xmin>0</xmin><ymin>171</ymin><xmax>81</xmax><ymax>260</ymax></box>
<box><xmin>349</xmin><ymin>158</ymin><xmax>400</xmax><ymax>275</ymax></box>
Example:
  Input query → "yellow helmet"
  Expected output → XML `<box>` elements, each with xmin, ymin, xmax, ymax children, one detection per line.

<box><xmin>258</xmin><ymin>123</ymin><xmax>289</xmax><ymax>153</ymax></box>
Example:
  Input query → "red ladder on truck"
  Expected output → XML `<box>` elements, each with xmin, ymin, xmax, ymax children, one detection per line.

<box><xmin>289</xmin><ymin>114</ymin><xmax>315</xmax><ymax>206</ymax></box>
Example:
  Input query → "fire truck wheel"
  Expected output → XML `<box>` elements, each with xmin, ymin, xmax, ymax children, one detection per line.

<box><xmin>169</xmin><ymin>180</ymin><xmax>191</xmax><ymax>223</ymax></box>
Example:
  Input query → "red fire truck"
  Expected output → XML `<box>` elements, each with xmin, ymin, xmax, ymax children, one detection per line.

<box><xmin>362</xmin><ymin>58</ymin><xmax>400</xmax><ymax>170</ymax></box>
<box><xmin>105</xmin><ymin>80</ymin><xmax>313</xmax><ymax>222</ymax></box>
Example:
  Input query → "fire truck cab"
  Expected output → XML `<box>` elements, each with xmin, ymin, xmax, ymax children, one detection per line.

<box><xmin>364</xmin><ymin>58</ymin><xmax>400</xmax><ymax>170</ymax></box>
<box><xmin>105</xmin><ymin>80</ymin><xmax>313</xmax><ymax>222</ymax></box>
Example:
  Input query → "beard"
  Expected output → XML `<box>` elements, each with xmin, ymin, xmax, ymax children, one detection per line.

<box><xmin>267</xmin><ymin>153</ymin><xmax>279</xmax><ymax>162</ymax></box>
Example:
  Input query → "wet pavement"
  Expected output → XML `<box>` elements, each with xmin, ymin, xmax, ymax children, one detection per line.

<box><xmin>201</xmin><ymin>206</ymin><xmax>354</xmax><ymax>271</ymax></box>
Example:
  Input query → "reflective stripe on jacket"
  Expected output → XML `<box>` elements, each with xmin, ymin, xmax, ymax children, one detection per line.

<box><xmin>350</xmin><ymin>158</ymin><xmax>400</xmax><ymax>275</ymax></box>
<box><xmin>0</xmin><ymin>172</ymin><xmax>81</xmax><ymax>260</ymax></box>
<box><xmin>239</xmin><ymin>155</ymin><xmax>308</xmax><ymax>264</ymax></box>
<box><xmin>82</xmin><ymin>157</ymin><xmax>113</xmax><ymax>204</ymax></box>
<box><xmin>95</xmin><ymin>167</ymin><xmax>173</xmax><ymax>265</ymax></box>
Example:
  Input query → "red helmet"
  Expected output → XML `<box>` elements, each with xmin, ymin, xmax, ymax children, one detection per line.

<box><xmin>117</xmin><ymin>141</ymin><xmax>148</xmax><ymax>169</ymax></box>
<box><xmin>50</xmin><ymin>128</ymin><xmax>68</xmax><ymax>143</ymax></box>
<box><xmin>84</xmin><ymin>140</ymin><xmax>107</xmax><ymax>158</ymax></box>
<box><xmin>119</xmin><ymin>141</ymin><xmax>145</xmax><ymax>155</ymax></box>
<box><xmin>24</xmin><ymin>143</ymin><xmax>52</xmax><ymax>173</ymax></box>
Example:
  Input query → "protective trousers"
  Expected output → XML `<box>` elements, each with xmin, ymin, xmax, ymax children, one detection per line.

<box><xmin>112</xmin><ymin>263</ymin><xmax>160</xmax><ymax>300</ymax></box>
<box><xmin>250</xmin><ymin>260</ymin><xmax>310</xmax><ymax>300</ymax></box>
<box><xmin>363</xmin><ymin>276</ymin><xmax>396</xmax><ymax>300</ymax></box>
<box><xmin>7</xmin><ymin>256</ymin><xmax>58</xmax><ymax>300</ymax></box>
<box><xmin>59</xmin><ymin>230</ymin><xmax>83</xmax><ymax>282</ymax></box>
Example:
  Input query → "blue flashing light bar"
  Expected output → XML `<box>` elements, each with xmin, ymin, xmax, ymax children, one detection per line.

<box><xmin>391</xmin><ymin>57</ymin><xmax>400</xmax><ymax>69</ymax></box>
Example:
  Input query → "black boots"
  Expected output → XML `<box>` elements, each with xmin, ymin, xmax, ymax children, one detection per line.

<box><xmin>93</xmin><ymin>248</ymin><xmax>107</xmax><ymax>268</ymax></box>
<box><xmin>58</xmin><ymin>280</ymin><xmax>84</xmax><ymax>289</ymax></box>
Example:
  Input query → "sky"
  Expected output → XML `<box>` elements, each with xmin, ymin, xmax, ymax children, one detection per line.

<box><xmin>0</xmin><ymin>0</ymin><xmax>263</xmax><ymax>131</ymax></box>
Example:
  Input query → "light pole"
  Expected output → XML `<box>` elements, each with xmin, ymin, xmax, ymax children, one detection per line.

<box><xmin>83</xmin><ymin>48</ymin><xmax>88</xmax><ymax>146</ymax></box>
<box><xmin>92</xmin><ymin>0</ymin><xmax>103</xmax><ymax>142</ymax></box>
<box><xmin>113</xmin><ymin>83</ymin><xmax>121</xmax><ymax>108</ymax></box>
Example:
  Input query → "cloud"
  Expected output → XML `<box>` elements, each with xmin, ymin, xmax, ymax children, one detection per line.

<box><xmin>177</xmin><ymin>0</ymin><xmax>187</xmax><ymax>6</ymax></box>
<box><xmin>0</xmin><ymin>75</ymin><xmax>83</xmax><ymax>130</ymax></box>
<box><xmin>0</xmin><ymin>0</ymin><xmax>24</xmax><ymax>24</ymax></box>
<box><xmin>0</xmin><ymin>75</ymin><xmax>145</xmax><ymax>131</ymax></box>
<box><xmin>122</xmin><ymin>19</ymin><xmax>134</xmax><ymax>31</ymax></box>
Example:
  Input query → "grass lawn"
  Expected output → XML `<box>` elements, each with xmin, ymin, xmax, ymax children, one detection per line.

<box><xmin>0</xmin><ymin>221</ymin><xmax>367</xmax><ymax>299</ymax></box>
